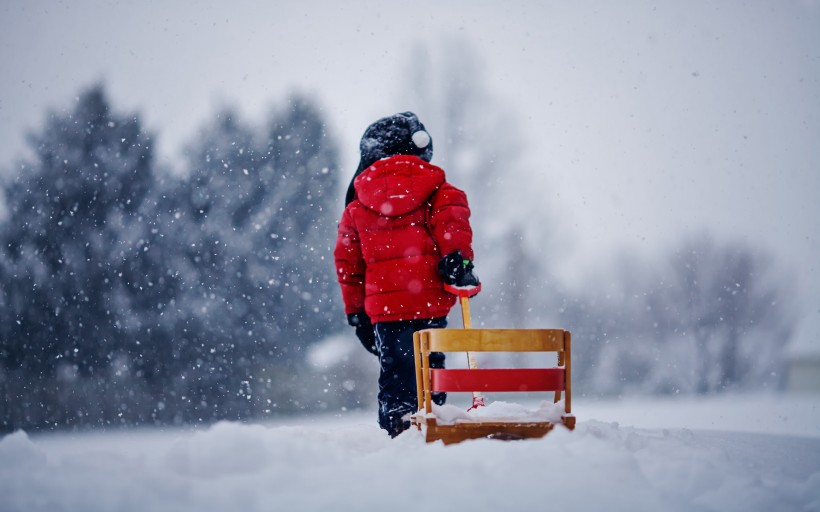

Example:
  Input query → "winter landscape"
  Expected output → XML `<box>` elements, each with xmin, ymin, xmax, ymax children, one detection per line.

<box><xmin>1</xmin><ymin>1</ymin><xmax>819</xmax><ymax>511</ymax></box>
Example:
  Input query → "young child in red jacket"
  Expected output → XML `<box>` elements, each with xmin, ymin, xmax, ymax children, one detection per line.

<box><xmin>334</xmin><ymin>112</ymin><xmax>479</xmax><ymax>437</ymax></box>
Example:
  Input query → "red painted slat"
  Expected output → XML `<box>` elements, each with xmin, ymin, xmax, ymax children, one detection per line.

<box><xmin>429</xmin><ymin>368</ymin><xmax>565</xmax><ymax>393</ymax></box>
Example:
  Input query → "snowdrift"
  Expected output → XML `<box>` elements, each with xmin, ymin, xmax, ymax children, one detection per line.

<box><xmin>1</xmin><ymin>394</ymin><xmax>818</xmax><ymax>512</ymax></box>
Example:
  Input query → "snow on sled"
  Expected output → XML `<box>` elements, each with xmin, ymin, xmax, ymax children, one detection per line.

<box><xmin>411</xmin><ymin>286</ymin><xmax>575</xmax><ymax>445</ymax></box>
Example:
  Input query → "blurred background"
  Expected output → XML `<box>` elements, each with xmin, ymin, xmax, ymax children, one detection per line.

<box><xmin>1</xmin><ymin>1</ymin><xmax>818</xmax><ymax>432</ymax></box>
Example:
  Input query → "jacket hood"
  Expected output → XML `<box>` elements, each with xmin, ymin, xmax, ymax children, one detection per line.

<box><xmin>353</xmin><ymin>155</ymin><xmax>445</xmax><ymax>217</ymax></box>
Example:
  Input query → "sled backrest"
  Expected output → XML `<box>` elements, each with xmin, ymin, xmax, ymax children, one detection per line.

<box><xmin>413</xmin><ymin>328</ymin><xmax>572</xmax><ymax>416</ymax></box>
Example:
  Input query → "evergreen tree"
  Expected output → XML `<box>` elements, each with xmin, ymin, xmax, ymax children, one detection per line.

<box><xmin>0</xmin><ymin>84</ymin><xmax>161</xmax><ymax>429</ymax></box>
<box><xmin>161</xmin><ymin>96</ymin><xmax>343</xmax><ymax>418</ymax></box>
<box><xmin>159</xmin><ymin>107</ymin><xmax>273</xmax><ymax>419</ymax></box>
<box><xmin>0</xmin><ymin>86</ymin><xmax>347</xmax><ymax>431</ymax></box>
<box><xmin>264</xmin><ymin>95</ymin><xmax>342</xmax><ymax>347</ymax></box>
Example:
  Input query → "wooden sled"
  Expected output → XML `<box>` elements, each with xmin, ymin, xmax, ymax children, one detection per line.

<box><xmin>411</xmin><ymin>327</ymin><xmax>575</xmax><ymax>445</ymax></box>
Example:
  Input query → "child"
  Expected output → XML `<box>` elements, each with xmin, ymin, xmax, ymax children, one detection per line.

<box><xmin>334</xmin><ymin>112</ymin><xmax>479</xmax><ymax>437</ymax></box>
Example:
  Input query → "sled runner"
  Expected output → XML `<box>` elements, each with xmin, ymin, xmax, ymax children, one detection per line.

<box><xmin>411</xmin><ymin>286</ymin><xmax>575</xmax><ymax>445</ymax></box>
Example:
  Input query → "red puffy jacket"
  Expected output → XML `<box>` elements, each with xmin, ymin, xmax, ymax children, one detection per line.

<box><xmin>334</xmin><ymin>155</ymin><xmax>474</xmax><ymax>323</ymax></box>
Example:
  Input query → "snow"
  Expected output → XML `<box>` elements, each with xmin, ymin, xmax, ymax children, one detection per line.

<box><xmin>423</xmin><ymin>400</ymin><xmax>567</xmax><ymax>425</ymax></box>
<box><xmin>2</xmin><ymin>394</ymin><xmax>818</xmax><ymax>512</ymax></box>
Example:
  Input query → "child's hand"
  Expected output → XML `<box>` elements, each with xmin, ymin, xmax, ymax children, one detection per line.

<box><xmin>438</xmin><ymin>251</ymin><xmax>480</xmax><ymax>289</ymax></box>
<box><xmin>347</xmin><ymin>312</ymin><xmax>378</xmax><ymax>356</ymax></box>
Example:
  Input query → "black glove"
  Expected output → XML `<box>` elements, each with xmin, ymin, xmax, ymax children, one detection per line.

<box><xmin>438</xmin><ymin>250</ymin><xmax>480</xmax><ymax>288</ymax></box>
<box><xmin>348</xmin><ymin>312</ymin><xmax>378</xmax><ymax>356</ymax></box>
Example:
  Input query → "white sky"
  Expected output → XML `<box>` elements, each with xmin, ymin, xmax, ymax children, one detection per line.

<box><xmin>1</xmin><ymin>0</ymin><xmax>818</xmax><ymax>344</ymax></box>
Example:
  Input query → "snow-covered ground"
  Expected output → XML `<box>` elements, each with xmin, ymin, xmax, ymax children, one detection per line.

<box><xmin>1</xmin><ymin>393</ymin><xmax>818</xmax><ymax>512</ymax></box>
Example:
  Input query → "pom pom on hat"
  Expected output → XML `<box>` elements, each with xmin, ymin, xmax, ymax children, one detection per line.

<box><xmin>412</xmin><ymin>130</ymin><xmax>431</xmax><ymax>149</ymax></box>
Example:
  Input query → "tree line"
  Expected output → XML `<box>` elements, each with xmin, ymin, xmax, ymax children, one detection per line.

<box><xmin>0</xmin><ymin>85</ymin><xmax>347</xmax><ymax>432</ymax></box>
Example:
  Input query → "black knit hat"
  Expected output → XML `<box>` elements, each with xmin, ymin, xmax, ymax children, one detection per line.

<box><xmin>345</xmin><ymin>112</ymin><xmax>433</xmax><ymax>205</ymax></box>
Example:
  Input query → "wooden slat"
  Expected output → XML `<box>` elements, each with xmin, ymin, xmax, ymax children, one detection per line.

<box><xmin>555</xmin><ymin>350</ymin><xmax>565</xmax><ymax>403</ymax></box>
<box><xmin>421</xmin><ymin>332</ymin><xmax>433</xmax><ymax>414</ymax></box>
<box><xmin>420</xmin><ymin>329</ymin><xmax>566</xmax><ymax>353</ymax></box>
<box><xmin>413</xmin><ymin>331</ymin><xmax>424</xmax><ymax>412</ymax></box>
<box><xmin>430</xmin><ymin>368</ymin><xmax>566</xmax><ymax>393</ymax></box>
<box><xmin>564</xmin><ymin>331</ymin><xmax>572</xmax><ymax>414</ymax></box>
<box><xmin>423</xmin><ymin>417</ymin><xmax>556</xmax><ymax>445</ymax></box>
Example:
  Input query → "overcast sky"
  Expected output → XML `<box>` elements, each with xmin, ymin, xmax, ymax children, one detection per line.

<box><xmin>1</xmin><ymin>0</ymin><xmax>818</xmax><ymax>345</ymax></box>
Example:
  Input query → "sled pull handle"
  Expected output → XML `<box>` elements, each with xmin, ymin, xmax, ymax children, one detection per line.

<box><xmin>444</xmin><ymin>283</ymin><xmax>481</xmax><ymax>329</ymax></box>
<box><xmin>444</xmin><ymin>283</ymin><xmax>485</xmax><ymax>410</ymax></box>
<box><xmin>443</xmin><ymin>283</ymin><xmax>482</xmax><ymax>299</ymax></box>
<box><xmin>444</xmin><ymin>282</ymin><xmax>481</xmax><ymax>329</ymax></box>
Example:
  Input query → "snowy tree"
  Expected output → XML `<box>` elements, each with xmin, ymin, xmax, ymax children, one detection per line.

<box><xmin>0</xmin><ymin>84</ymin><xmax>162</xmax><ymax>429</ymax></box>
<box><xmin>263</xmin><ymin>95</ymin><xmax>342</xmax><ymax>346</ymax></box>
<box><xmin>153</xmin><ymin>96</ymin><xmax>343</xmax><ymax>419</ymax></box>
<box><xmin>560</xmin><ymin>234</ymin><xmax>793</xmax><ymax>396</ymax></box>
<box><xmin>653</xmin><ymin>234</ymin><xmax>792</xmax><ymax>393</ymax></box>
<box><xmin>150</xmin><ymin>106</ymin><xmax>285</xmax><ymax>419</ymax></box>
<box><xmin>0</xmin><ymin>86</ymin><xmax>346</xmax><ymax>431</ymax></box>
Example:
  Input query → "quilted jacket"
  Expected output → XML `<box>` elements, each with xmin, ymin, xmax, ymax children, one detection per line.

<box><xmin>334</xmin><ymin>155</ymin><xmax>473</xmax><ymax>323</ymax></box>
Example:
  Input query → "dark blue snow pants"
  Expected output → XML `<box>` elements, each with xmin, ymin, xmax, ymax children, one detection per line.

<box><xmin>374</xmin><ymin>317</ymin><xmax>447</xmax><ymax>437</ymax></box>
